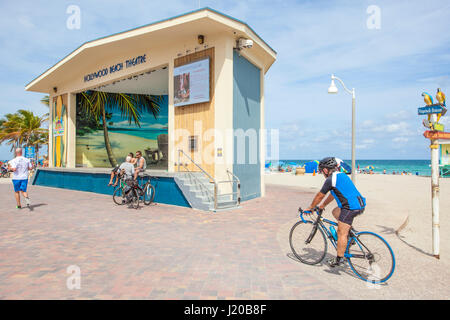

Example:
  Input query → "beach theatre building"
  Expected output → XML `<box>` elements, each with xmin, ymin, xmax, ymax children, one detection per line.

<box><xmin>26</xmin><ymin>8</ymin><xmax>277</xmax><ymax>211</ymax></box>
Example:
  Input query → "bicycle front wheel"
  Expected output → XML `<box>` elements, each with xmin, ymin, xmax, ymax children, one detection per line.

<box><xmin>347</xmin><ymin>231</ymin><xmax>395</xmax><ymax>283</ymax></box>
<box><xmin>289</xmin><ymin>220</ymin><xmax>327</xmax><ymax>265</ymax></box>
<box><xmin>130</xmin><ymin>189</ymin><xmax>140</xmax><ymax>209</ymax></box>
<box><xmin>113</xmin><ymin>187</ymin><xmax>125</xmax><ymax>205</ymax></box>
<box><xmin>143</xmin><ymin>183</ymin><xmax>155</xmax><ymax>205</ymax></box>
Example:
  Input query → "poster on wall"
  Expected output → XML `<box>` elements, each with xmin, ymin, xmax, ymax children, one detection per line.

<box><xmin>174</xmin><ymin>58</ymin><xmax>210</xmax><ymax>107</ymax></box>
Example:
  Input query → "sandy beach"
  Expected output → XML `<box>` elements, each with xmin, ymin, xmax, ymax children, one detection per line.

<box><xmin>76</xmin><ymin>131</ymin><xmax>158</xmax><ymax>167</ymax></box>
<box><xmin>266</xmin><ymin>172</ymin><xmax>450</xmax><ymax>299</ymax></box>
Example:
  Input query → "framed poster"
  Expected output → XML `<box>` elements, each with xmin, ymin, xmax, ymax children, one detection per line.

<box><xmin>174</xmin><ymin>57</ymin><xmax>210</xmax><ymax>107</ymax></box>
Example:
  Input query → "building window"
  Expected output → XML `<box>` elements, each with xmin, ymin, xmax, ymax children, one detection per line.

<box><xmin>189</xmin><ymin>136</ymin><xmax>198</xmax><ymax>152</ymax></box>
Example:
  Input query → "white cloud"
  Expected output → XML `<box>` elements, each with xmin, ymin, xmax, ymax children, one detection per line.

<box><xmin>393</xmin><ymin>137</ymin><xmax>409</xmax><ymax>143</ymax></box>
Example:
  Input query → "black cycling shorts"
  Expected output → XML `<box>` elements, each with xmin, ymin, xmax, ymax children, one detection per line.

<box><xmin>338</xmin><ymin>208</ymin><xmax>364</xmax><ymax>225</ymax></box>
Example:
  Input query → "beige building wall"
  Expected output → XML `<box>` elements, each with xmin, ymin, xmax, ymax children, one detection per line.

<box><xmin>36</xmin><ymin>29</ymin><xmax>269</xmax><ymax>199</ymax></box>
<box><xmin>213</xmin><ymin>35</ymin><xmax>234</xmax><ymax>187</ymax></box>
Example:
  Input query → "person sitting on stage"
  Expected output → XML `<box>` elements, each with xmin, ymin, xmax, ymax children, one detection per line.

<box><xmin>108</xmin><ymin>153</ymin><xmax>136</xmax><ymax>187</ymax></box>
<box><xmin>134</xmin><ymin>150</ymin><xmax>147</xmax><ymax>180</ymax></box>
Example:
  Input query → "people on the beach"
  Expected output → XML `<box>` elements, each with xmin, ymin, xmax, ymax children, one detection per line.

<box><xmin>8</xmin><ymin>148</ymin><xmax>33</xmax><ymax>209</ymax></box>
<box><xmin>304</xmin><ymin>157</ymin><xmax>366</xmax><ymax>268</ymax></box>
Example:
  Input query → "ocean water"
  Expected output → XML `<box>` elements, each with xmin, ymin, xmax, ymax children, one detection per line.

<box><xmin>271</xmin><ymin>160</ymin><xmax>432</xmax><ymax>176</ymax></box>
<box><xmin>108</xmin><ymin>128</ymin><xmax>167</xmax><ymax>140</ymax></box>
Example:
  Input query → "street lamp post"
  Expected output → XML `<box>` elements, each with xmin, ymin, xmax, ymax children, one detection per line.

<box><xmin>328</xmin><ymin>74</ymin><xmax>356</xmax><ymax>183</ymax></box>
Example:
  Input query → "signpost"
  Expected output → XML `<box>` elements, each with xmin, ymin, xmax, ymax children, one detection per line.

<box><xmin>417</xmin><ymin>105</ymin><xmax>445</xmax><ymax>115</ymax></box>
<box><xmin>418</xmin><ymin>89</ymin><xmax>447</xmax><ymax>259</ymax></box>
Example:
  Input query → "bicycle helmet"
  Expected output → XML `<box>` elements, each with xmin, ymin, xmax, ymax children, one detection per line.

<box><xmin>318</xmin><ymin>157</ymin><xmax>338</xmax><ymax>173</ymax></box>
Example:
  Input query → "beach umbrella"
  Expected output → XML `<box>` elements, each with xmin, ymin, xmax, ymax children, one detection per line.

<box><xmin>340</xmin><ymin>161</ymin><xmax>352</xmax><ymax>174</ymax></box>
<box><xmin>366</xmin><ymin>165</ymin><xmax>375</xmax><ymax>170</ymax></box>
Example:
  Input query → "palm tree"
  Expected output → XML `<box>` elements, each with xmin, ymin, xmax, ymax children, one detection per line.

<box><xmin>0</xmin><ymin>110</ymin><xmax>48</xmax><ymax>152</ymax></box>
<box><xmin>40</xmin><ymin>95</ymin><xmax>49</xmax><ymax>107</ymax></box>
<box><xmin>40</xmin><ymin>95</ymin><xmax>50</xmax><ymax>121</ymax></box>
<box><xmin>19</xmin><ymin>109</ymin><xmax>47</xmax><ymax>146</ymax></box>
<box><xmin>0</xmin><ymin>113</ymin><xmax>23</xmax><ymax>150</ymax></box>
<box><xmin>78</xmin><ymin>91</ymin><xmax>163</xmax><ymax>167</ymax></box>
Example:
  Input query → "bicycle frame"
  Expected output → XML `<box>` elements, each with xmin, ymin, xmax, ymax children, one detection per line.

<box><xmin>300</xmin><ymin>208</ymin><xmax>372</xmax><ymax>260</ymax></box>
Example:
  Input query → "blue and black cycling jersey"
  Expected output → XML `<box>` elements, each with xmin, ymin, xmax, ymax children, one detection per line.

<box><xmin>320</xmin><ymin>172</ymin><xmax>366</xmax><ymax>210</ymax></box>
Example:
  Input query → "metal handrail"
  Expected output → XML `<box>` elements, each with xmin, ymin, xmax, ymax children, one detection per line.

<box><xmin>179</xmin><ymin>161</ymin><xmax>215</xmax><ymax>201</ymax></box>
<box><xmin>226</xmin><ymin>169</ymin><xmax>241</xmax><ymax>205</ymax></box>
<box><xmin>178</xmin><ymin>150</ymin><xmax>216</xmax><ymax>183</ymax></box>
<box><xmin>177</xmin><ymin>150</ymin><xmax>241</xmax><ymax>210</ymax></box>
<box><xmin>178</xmin><ymin>149</ymin><xmax>218</xmax><ymax>209</ymax></box>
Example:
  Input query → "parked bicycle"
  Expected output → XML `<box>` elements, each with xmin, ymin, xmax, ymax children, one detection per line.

<box><xmin>289</xmin><ymin>207</ymin><xmax>395</xmax><ymax>284</ymax></box>
<box><xmin>112</xmin><ymin>175</ymin><xmax>156</xmax><ymax>209</ymax></box>
<box><xmin>1</xmin><ymin>167</ymin><xmax>10</xmax><ymax>178</ymax></box>
<box><xmin>136</xmin><ymin>174</ymin><xmax>157</xmax><ymax>206</ymax></box>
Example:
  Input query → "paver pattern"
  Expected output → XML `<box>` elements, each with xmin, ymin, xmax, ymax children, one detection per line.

<box><xmin>0</xmin><ymin>183</ymin><xmax>344</xmax><ymax>299</ymax></box>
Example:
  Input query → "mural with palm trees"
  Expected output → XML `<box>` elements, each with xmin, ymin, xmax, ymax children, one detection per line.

<box><xmin>76</xmin><ymin>91</ymin><xmax>168</xmax><ymax>168</ymax></box>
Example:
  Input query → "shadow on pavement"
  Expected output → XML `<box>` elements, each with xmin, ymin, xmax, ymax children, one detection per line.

<box><xmin>287</xmin><ymin>252</ymin><xmax>390</xmax><ymax>286</ymax></box>
<box><xmin>26</xmin><ymin>203</ymin><xmax>47</xmax><ymax>211</ymax></box>
<box><xmin>379</xmin><ymin>224</ymin><xmax>434</xmax><ymax>258</ymax></box>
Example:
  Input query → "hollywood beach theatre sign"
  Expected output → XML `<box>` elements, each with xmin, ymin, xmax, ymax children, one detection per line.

<box><xmin>83</xmin><ymin>54</ymin><xmax>148</xmax><ymax>82</ymax></box>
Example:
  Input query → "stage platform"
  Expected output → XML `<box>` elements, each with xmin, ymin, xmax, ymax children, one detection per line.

<box><xmin>32</xmin><ymin>167</ymin><xmax>191</xmax><ymax>208</ymax></box>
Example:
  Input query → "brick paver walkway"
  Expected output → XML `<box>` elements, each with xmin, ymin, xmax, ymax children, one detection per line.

<box><xmin>0</xmin><ymin>183</ymin><xmax>345</xmax><ymax>299</ymax></box>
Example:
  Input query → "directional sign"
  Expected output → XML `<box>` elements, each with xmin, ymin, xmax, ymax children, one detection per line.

<box><xmin>418</xmin><ymin>105</ymin><xmax>444</xmax><ymax>115</ymax></box>
<box><xmin>423</xmin><ymin>131</ymin><xmax>450</xmax><ymax>140</ymax></box>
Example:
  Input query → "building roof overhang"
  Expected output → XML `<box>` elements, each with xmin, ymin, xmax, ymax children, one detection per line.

<box><xmin>25</xmin><ymin>7</ymin><xmax>277</xmax><ymax>94</ymax></box>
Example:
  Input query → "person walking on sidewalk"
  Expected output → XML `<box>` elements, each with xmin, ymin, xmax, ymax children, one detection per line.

<box><xmin>8</xmin><ymin>148</ymin><xmax>33</xmax><ymax>209</ymax></box>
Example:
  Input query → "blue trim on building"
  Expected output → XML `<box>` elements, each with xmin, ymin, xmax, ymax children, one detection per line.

<box><xmin>233</xmin><ymin>51</ymin><xmax>261</xmax><ymax>201</ymax></box>
<box><xmin>33</xmin><ymin>170</ymin><xmax>191</xmax><ymax>208</ymax></box>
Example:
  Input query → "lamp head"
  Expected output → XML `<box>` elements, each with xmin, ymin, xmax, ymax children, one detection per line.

<box><xmin>328</xmin><ymin>76</ymin><xmax>338</xmax><ymax>94</ymax></box>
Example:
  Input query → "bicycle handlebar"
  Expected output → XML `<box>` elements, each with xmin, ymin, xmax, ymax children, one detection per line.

<box><xmin>299</xmin><ymin>206</ymin><xmax>323</xmax><ymax>215</ymax></box>
<box><xmin>298</xmin><ymin>207</ymin><xmax>324</xmax><ymax>224</ymax></box>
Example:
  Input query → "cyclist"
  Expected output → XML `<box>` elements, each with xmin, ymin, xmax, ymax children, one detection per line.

<box><xmin>305</xmin><ymin>157</ymin><xmax>366</xmax><ymax>268</ymax></box>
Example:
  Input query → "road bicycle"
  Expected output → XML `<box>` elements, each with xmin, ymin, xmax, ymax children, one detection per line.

<box><xmin>289</xmin><ymin>207</ymin><xmax>395</xmax><ymax>284</ymax></box>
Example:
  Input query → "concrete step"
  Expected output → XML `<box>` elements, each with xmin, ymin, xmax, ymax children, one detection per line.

<box><xmin>174</xmin><ymin>171</ymin><xmax>240</xmax><ymax>212</ymax></box>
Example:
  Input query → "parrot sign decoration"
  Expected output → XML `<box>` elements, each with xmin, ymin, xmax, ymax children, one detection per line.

<box><xmin>420</xmin><ymin>88</ymin><xmax>447</xmax><ymax>132</ymax></box>
<box><xmin>418</xmin><ymin>88</ymin><xmax>449</xmax><ymax>260</ymax></box>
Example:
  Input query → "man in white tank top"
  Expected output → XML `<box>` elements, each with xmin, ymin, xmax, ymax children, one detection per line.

<box><xmin>134</xmin><ymin>150</ymin><xmax>147</xmax><ymax>180</ymax></box>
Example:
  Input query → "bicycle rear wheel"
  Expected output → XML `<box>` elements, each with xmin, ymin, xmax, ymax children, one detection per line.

<box><xmin>347</xmin><ymin>231</ymin><xmax>395</xmax><ymax>283</ymax></box>
<box><xmin>113</xmin><ymin>187</ymin><xmax>125</xmax><ymax>205</ymax></box>
<box><xmin>289</xmin><ymin>220</ymin><xmax>327</xmax><ymax>265</ymax></box>
<box><xmin>143</xmin><ymin>183</ymin><xmax>155</xmax><ymax>205</ymax></box>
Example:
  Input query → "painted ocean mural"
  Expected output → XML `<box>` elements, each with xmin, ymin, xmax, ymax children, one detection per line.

<box><xmin>76</xmin><ymin>94</ymin><xmax>168</xmax><ymax>169</ymax></box>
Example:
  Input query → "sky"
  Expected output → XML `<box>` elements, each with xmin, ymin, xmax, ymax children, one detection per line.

<box><xmin>0</xmin><ymin>0</ymin><xmax>450</xmax><ymax>160</ymax></box>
